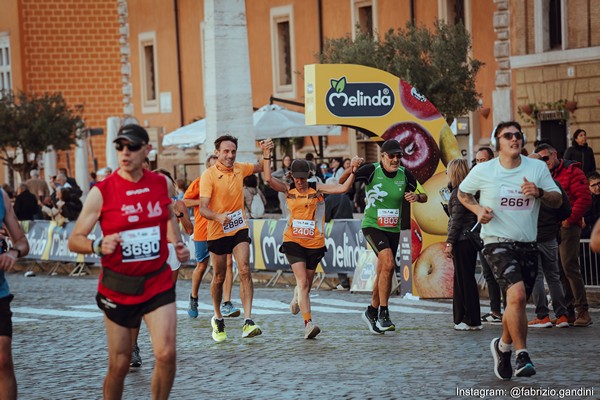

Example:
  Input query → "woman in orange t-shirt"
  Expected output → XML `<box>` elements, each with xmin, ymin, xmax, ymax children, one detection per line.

<box><xmin>262</xmin><ymin>138</ymin><xmax>363</xmax><ymax>339</ymax></box>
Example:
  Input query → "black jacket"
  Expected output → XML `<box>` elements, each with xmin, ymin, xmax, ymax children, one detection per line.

<box><xmin>563</xmin><ymin>143</ymin><xmax>596</xmax><ymax>176</ymax></box>
<box><xmin>582</xmin><ymin>194</ymin><xmax>600</xmax><ymax>239</ymax></box>
<box><xmin>537</xmin><ymin>179</ymin><xmax>572</xmax><ymax>243</ymax></box>
<box><xmin>446</xmin><ymin>186</ymin><xmax>477</xmax><ymax>245</ymax></box>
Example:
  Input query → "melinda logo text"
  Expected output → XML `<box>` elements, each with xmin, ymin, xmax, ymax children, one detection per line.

<box><xmin>326</xmin><ymin>76</ymin><xmax>394</xmax><ymax>117</ymax></box>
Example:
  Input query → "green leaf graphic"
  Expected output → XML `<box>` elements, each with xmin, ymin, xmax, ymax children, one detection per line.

<box><xmin>268</xmin><ymin>220</ymin><xmax>277</xmax><ymax>236</ymax></box>
<box><xmin>325</xmin><ymin>221</ymin><xmax>334</xmax><ymax>236</ymax></box>
<box><xmin>330</xmin><ymin>79</ymin><xmax>338</xmax><ymax>90</ymax></box>
<box><xmin>335</xmin><ymin>77</ymin><xmax>346</xmax><ymax>93</ymax></box>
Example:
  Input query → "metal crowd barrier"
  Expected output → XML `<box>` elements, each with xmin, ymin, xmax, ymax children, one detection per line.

<box><xmin>579</xmin><ymin>239</ymin><xmax>599</xmax><ymax>288</ymax></box>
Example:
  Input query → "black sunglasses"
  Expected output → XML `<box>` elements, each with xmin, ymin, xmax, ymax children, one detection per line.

<box><xmin>499</xmin><ymin>131</ymin><xmax>524</xmax><ymax>141</ymax></box>
<box><xmin>541</xmin><ymin>155</ymin><xmax>550</xmax><ymax>162</ymax></box>
<box><xmin>385</xmin><ymin>153</ymin><xmax>403</xmax><ymax>159</ymax></box>
<box><xmin>115</xmin><ymin>141</ymin><xmax>144</xmax><ymax>152</ymax></box>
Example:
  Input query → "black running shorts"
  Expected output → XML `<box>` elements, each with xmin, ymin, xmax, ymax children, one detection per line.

<box><xmin>362</xmin><ymin>227</ymin><xmax>400</xmax><ymax>257</ymax></box>
<box><xmin>96</xmin><ymin>286</ymin><xmax>175</xmax><ymax>329</ymax></box>
<box><xmin>208</xmin><ymin>229</ymin><xmax>251</xmax><ymax>255</ymax></box>
<box><xmin>279</xmin><ymin>242</ymin><xmax>326</xmax><ymax>270</ymax></box>
<box><xmin>0</xmin><ymin>294</ymin><xmax>14</xmax><ymax>337</ymax></box>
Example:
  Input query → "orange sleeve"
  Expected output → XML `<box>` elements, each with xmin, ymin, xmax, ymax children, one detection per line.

<box><xmin>199</xmin><ymin>169</ymin><xmax>213</xmax><ymax>199</ymax></box>
<box><xmin>242</xmin><ymin>162</ymin><xmax>255</xmax><ymax>177</ymax></box>
<box><xmin>184</xmin><ymin>178</ymin><xmax>199</xmax><ymax>199</ymax></box>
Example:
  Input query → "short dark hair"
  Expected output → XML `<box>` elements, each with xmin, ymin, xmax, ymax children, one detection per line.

<box><xmin>476</xmin><ymin>147</ymin><xmax>494</xmax><ymax>160</ymax></box>
<box><xmin>494</xmin><ymin>121</ymin><xmax>522</xmax><ymax>139</ymax></box>
<box><xmin>243</xmin><ymin>174</ymin><xmax>258</xmax><ymax>188</ymax></box>
<box><xmin>534</xmin><ymin>143</ymin><xmax>557</xmax><ymax>154</ymax></box>
<box><xmin>214</xmin><ymin>134</ymin><xmax>238</xmax><ymax>150</ymax></box>
<box><xmin>305</xmin><ymin>153</ymin><xmax>314</xmax><ymax>161</ymax></box>
<box><xmin>206</xmin><ymin>154</ymin><xmax>218</xmax><ymax>164</ymax></box>
<box><xmin>587</xmin><ymin>171</ymin><xmax>600</xmax><ymax>181</ymax></box>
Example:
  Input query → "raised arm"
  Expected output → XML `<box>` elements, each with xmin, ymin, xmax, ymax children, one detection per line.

<box><xmin>261</xmin><ymin>138</ymin><xmax>288</xmax><ymax>193</ymax></box>
<box><xmin>318</xmin><ymin>156</ymin><xmax>363</xmax><ymax>194</ymax></box>
<box><xmin>338</xmin><ymin>156</ymin><xmax>364</xmax><ymax>184</ymax></box>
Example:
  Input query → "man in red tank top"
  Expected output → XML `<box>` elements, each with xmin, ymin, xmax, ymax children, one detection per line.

<box><xmin>68</xmin><ymin>124</ymin><xmax>189</xmax><ymax>400</ymax></box>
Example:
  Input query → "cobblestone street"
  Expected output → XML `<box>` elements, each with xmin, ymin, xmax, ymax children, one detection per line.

<box><xmin>7</xmin><ymin>273</ymin><xmax>599</xmax><ymax>399</ymax></box>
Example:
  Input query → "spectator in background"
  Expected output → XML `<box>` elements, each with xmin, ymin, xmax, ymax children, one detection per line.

<box><xmin>25</xmin><ymin>169</ymin><xmax>50</xmax><ymax>201</ymax></box>
<box><xmin>58</xmin><ymin>167</ymin><xmax>82</xmax><ymax>198</ymax></box>
<box><xmin>96</xmin><ymin>167</ymin><xmax>111</xmax><ymax>182</ymax></box>
<box><xmin>474</xmin><ymin>147</ymin><xmax>505</xmax><ymax>325</ymax></box>
<box><xmin>175</xmin><ymin>179</ymin><xmax>187</xmax><ymax>200</ymax></box>
<box><xmin>319</xmin><ymin>162</ymin><xmax>332</xmax><ymax>181</ymax></box>
<box><xmin>330</xmin><ymin>157</ymin><xmax>344</xmax><ymax>181</ymax></box>
<box><xmin>526</xmin><ymin>153</ymin><xmax>571</xmax><ymax>329</ymax></box>
<box><xmin>89</xmin><ymin>172</ymin><xmax>97</xmax><ymax>188</ymax></box>
<box><xmin>444</xmin><ymin>158</ymin><xmax>481</xmax><ymax>331</ymax></box>
<box><xmin>563</xmin><ymin>129</ymin><xmax>596</xmax><ymax>176</ymax></box>
<box><xmin>535</xmin><ymin>142</ymin><xmax>592</xmax><ymax>327</ymax></box>
<box><xmin>243</xmin><ymin>174</ymin><xmax>267</xmax><ymax>219</ymax></box>
<box><xmin>13</xmin><ymin>183</ymin><xmax>39</xmax><ymax>221</ymax></box>
<box><xmin>325</xmin><ymin>181</ymin><xmax>355</xmax><ymax>290</ymax></box>
<box><xmin>272</xmin><ymin>155</ymin><xmax>292</xmax><ymax>218</ymax></box>
<box><xmin>582</xmin><ymin>171</ymin><xmax>600</xmax><ymax>239</ymax></box>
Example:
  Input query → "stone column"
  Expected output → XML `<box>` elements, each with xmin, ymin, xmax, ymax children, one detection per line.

<box><xmin>203</xmin><ymin>0</ymin><xmax>255</xmax><ymax>163</ymax></box>
<box><xmin>492</xmin><ymin>0</ymin><xmax>512</xmax><ymax>125</ymax></box>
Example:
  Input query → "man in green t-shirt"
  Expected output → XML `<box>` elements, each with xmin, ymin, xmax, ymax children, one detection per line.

<box><xmin>340</xmin><ymin>139</ymin><xmax>427</xmax><ymax>334</ymax></box>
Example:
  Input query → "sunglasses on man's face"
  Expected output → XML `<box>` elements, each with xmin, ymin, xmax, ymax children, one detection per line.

<box><xmin>499</xmin><ymin>131</ymin><xmax>524</xmax><ymax>141</ymax></box>
<box><xmin>541</xmin><ymin>155</ymin><xmax>551</xmax><ymax>162</ymax></box>
<box><xmin>115</xmin><ymin>141</ymin><xmax>144</xmax><ymax>152</ymax></box>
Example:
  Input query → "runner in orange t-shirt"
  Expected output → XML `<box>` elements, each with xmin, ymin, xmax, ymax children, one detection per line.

<box><xmin>183</xmin><ymin>155</ymin><xmax>240</xmax><ymax>319</ymax></box>
<box><xmin>199</xmin><ymin>134</ymin><xmax>267</xmax><ymax>342</ymax></box>
<box><xmin>262</xmin><ymin>137</ymin><xmax>363</xmax><ymax>339</ymax></box>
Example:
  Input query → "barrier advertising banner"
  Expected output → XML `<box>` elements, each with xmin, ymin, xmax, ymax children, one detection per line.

<box><xmin>305</xmin><ymin>64</ymin><xmax>459</xmax><ymax>298</ymax></box>
<box><xmin>20</xmin><ymin>219</ymin><xmax>369</xmax><ymax>275</ymax></box>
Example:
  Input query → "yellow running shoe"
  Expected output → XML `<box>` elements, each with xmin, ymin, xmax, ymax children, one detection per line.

<box><xmin>211</xmin><ymin>316</ymin><xmax>227</xmax><ymax>342</ymax></box>
<box><xmin>242</xmin><ymin>320</ymin><xmax>262</xmax><ymax>338</ymax></box>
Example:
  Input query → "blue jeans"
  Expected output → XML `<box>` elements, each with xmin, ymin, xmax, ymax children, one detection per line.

<box><xmin>531</xmin><ymin>239</ymin><xmax>567</xmax><ymax>319</ymax></box>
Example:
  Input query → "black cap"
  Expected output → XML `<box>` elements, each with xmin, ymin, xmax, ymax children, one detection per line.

<box><xmin>114</xmin><ymin>124</ymin><xmax>149</xmax><ymax>145</ymax></box>
<box><xmin>290</xmin><ymin>159</ymin><xmax>310</xmax><ymax>179</ymax></box>
<box><xmin>381</xmin><ymin>139</ymin><xmax>403</xmax><ymax>155</ymax></box>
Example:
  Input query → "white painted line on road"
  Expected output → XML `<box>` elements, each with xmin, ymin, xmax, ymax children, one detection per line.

<box><xmin>310</xmin><ymin>298</ymin><xmax>445</xmax><ymax>314</ymax></box>
<box><xmin>12</xmin><ymin>307</ymin><xmax>102</xmax><ymax>318</ymax></box>
<box><xmin>13</xmin><ymin>317</ymin><xmax>40</xmax><ymax>323</ymax></box>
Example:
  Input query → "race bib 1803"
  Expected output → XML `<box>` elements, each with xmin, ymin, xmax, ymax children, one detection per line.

<box><xmin>377</xmin><ymin>209</ymin><xmax>399</xmax><ymax>227</ymax></box>
<box><xmin>222</xmin><ymin>209</ymin><xmax>247</xmax><ymax>234</ymax></box>
<box><xmin>292</xmin><ymin>219</ymin><xmax>316</xmax><ymax>238</ymax></box>
<box><xmin>499</xmin><ymin>186</ymin><xmax>533</xmax><ymax>211</ymax></box>
<box><xmin>121</xmin><ymin>226</ymin><xmax>161</xmax><ymax>262</ymax></box>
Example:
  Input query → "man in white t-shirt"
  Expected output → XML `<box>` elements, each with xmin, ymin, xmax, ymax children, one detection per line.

<box><xmin>458</xmin><ymin>121</ymin><xmax>562</xmax><ymax>381</ymax></box>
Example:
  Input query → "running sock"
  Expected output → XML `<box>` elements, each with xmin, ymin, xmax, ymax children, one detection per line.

<box><xmin>222</xmin><ymin>301</ymin><xmax>232</xmax><ymax>306</ymax></box>
<box><xmin>379</xmin><ymin>305</ymin><xmax>389</xmax><ymax>314</ymax></box>
<box><xmin>244</xmin><ymin>318</ymin><xmax>254</xmax><ymax>325</ymax></box>
<box><xmin>498</xmin><ymin>339</ymin><xmax>512</xmax><ymax>353</ymax></box>
<box><xmin>367</xmin><ymin>305</ymin><xmax>378</xmax><ymax>316</ymax></box>
<box><xmin>190</xmin><ymin>295</ymin><xmax>198</xmax><ymax>300</ymax></box>
<box><xmin>302</xmin><ymin>313</ymin><xmax>312</xmax><ymax>326</ymax></box>
<box><xmin>515</xmin><ymin>349</ymin><xmax>528</xmax><ymax>356</ymax></box>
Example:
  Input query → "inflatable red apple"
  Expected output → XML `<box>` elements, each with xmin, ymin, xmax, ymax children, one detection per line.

<box><xmin>410</xmin><ymin>218</ymin><xmax>422</xmax><ymax>261</ymax></box>
<box><xmin>382</xmin><ymin>122</ymin><xmax>441</xmax><ymax>183</ymax></box>
<box><xmin>413</xmin><ymin>242</ymin><xmax>454</xmax><ymax>298</ymax></box>
<box><xmin>400</xmin><ymin>80</ymin><xmax>441</xmax><ymax>120</ymax></box>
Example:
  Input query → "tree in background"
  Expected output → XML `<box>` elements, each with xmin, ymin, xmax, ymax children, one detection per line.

<box><xmin>0</xmin><ymin>91</ymin><xmax>83</xmax><ymax>184</ymax></box>
<box><xmin>319</xmin><ymin>21</ymin><xmax>483</xmax><ymax>123</ymax></box>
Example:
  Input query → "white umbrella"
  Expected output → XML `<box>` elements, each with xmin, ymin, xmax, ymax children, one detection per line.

<box><xmin>161</xmin><ymin>119</ymin><xmax>206</xmax><ymax>148</ymax></box>
<box><xmin>161</xmin><ymin>105</ymin><xmax>341</xmax><ymax>147</ymax></box>
<box><xmin>253</xmin><ymin>104</ymin><xmax>341</xmax><ymax>140</ymax></box>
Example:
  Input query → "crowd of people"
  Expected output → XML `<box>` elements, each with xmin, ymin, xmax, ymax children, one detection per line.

<box><xmin>1</xmin><ymin>121</ymin><xmax>599</xmax><ymax>398</ymax></box>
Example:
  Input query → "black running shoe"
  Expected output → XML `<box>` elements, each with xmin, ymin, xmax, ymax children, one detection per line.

<box><xmin>130</xmin><ymin>344</ymin><xmax>142</xmax><ymax>369</ymax></box>
<box><xmin>515</xmin><ymin>351</ymin><xmax>536</xmax><ymax>377</ymax></box>
<box><xmin>376</xmin><ymin>308</ymin><xmax>396</xmax><ymax>332</ymax></box>
<box><xmin>490</xmin><ymin>338</ymin><xmax>512</xmax><ymax>380</ymax></box>
<box><xmin>362</xmin><ymin>308</ymin><xmax>384</xmax><ymax>335</ymax></box>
